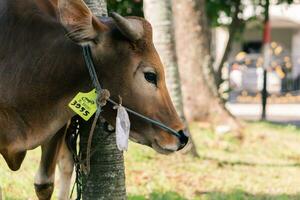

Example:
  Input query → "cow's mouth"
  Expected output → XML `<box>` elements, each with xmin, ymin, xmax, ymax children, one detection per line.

<box><xmin>129</xmin><ymin>131</ymin><xmax>176</xmax><ymax>154</ymax></box>
<box><xmin>129</xmin><ymin>131</ymin><xmax>150</xmax><ymax>145</ymax></box>
<box><xmin>151</xmin><ymin>139</ymin><xmax>175</xmax><ymax>155</ymax></box>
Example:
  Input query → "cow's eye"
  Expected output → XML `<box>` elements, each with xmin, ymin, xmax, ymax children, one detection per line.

<box><xmin>144</xmin><ymin>72</ymin><xmax>157</xmax><ymax>85</ymax></box>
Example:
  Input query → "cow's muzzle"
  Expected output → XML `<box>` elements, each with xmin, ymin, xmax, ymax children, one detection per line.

<box><xmin>177</xmin><ymin>130</ymin><xmax>189</xmax><ymax>150</ymax></box>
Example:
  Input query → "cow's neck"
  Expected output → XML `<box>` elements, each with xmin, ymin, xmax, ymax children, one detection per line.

<box><xmin>0</xmin><ymin>0</ymin><xmax>96</xmax><ymax>137</ymax></box>
<box><xmin>0</xmin><ymin>0</ymin><xmax>108</xmax><ymax>157</ymax></box>
<box><xmin>1</xmin><ymin>0</ymin><xmax>94</xmax><ymax>100</ymax></box>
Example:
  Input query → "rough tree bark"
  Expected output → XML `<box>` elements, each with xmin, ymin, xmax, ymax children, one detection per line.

<box><xmin>84</xmin><ymin>0</ymin><xmax>108</xmax><ymax>17</ymax></box>
<box><xmin>172</xmin><ymin>0</ymin><xmax>242</xmax><ymax>134</ymax></box>
<box><xmin>143</xmin><ymin>0</ymin><xmax>199</xmax><ymax>156</ymax></box>
<box><xmin>80</xmin><ymin>0</ymin><xmax>126</xmax><ymax>199</ymax></box>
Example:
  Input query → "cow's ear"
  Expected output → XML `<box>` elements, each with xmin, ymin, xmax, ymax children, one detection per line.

<box><xmin>57</xmin><ymin>0</ymin><xmax>108</xmax><ymax>43</ymax></box>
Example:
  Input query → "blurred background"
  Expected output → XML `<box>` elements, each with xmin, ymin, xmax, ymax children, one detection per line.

<box><xmin>2</xmin><ymin>0</ymin><xmax>300</xmax><ymax>199</ymax></box>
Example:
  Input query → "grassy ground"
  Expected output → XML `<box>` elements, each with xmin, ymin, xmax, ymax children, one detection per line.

<box><xmin>1</xmin><ymin>122</ymin><xmax>300</xmax><ymax>199</ymax></box>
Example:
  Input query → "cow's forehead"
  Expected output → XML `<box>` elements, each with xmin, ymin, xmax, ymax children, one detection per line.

<box><xmin>100</xmin><ymin>16</ymin><xmax>163</xmax><ymax>70</ymax></box>
<box><xmin>133</xmin><ymin>18</ymin><xmax>164</xmax><ymax>71</ymax></box>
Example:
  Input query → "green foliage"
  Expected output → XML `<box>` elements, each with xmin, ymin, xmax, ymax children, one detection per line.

<box><xmin>205</xmin><ymin>0</ymin><xmax>296</xmax><ymax>49</ymax></box>
<box><xmin>276</xmin><ymin>0</ymin><xmax>294</xmax><ymax>4</ymax></box>
<box><xmin>107</xmin><ymin>0</ymin><xmax>295</xmax><ymax>28</ymax></box>
<box><xmin>107</xmin><ymin>0</ymin><xmax>143</xmax><ymax>16</ymax></box>
<box><xmin>206</xmin><ymin>0</ymin><xmax>295</xmax><ymax>27</ymax></box>
<box><xmin>206</xmin><ymin>0</ymin><xmax>238</xmax><ymax>27</ymax></box>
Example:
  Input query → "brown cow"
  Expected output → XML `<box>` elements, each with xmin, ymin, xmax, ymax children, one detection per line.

<box><xmin>0</xmin><ymin>0</ymin><xmax>189</xmax><ymax>199</ymax></box>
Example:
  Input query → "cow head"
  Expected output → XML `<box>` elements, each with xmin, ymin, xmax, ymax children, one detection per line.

<box><xmin>56</xmin><ymin>0</ymin><xmax>189</xmax><ymax>154</ymax></box>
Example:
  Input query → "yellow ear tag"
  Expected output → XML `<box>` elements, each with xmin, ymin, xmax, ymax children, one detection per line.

<box><xmin>68</xmin><ymin>89</ymin><xmax>98</xmax><ymax>121</ymax></box>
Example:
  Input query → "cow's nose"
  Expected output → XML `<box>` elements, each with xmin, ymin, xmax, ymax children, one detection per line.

<box><xmin>177</xmin><ymin>130</ymin><xmax>189</xmax><ymax>150</ymax></box>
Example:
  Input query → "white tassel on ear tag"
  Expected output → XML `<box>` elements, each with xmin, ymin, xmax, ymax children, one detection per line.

<box><xmin>114</xmin><ymin>104</ymin><xmax>130</xmax><ymax>151</ymax></box>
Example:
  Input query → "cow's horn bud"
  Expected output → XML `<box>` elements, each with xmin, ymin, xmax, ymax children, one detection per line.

<box><xmin>111</xmin><ymin>12</ymin><xmax>144</xmax><ymax>41</ymax></box>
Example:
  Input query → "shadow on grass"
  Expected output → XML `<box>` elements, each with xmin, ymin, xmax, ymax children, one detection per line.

<box><xmin>129</xmin><ymin>189</ymin><xmax>300</xmax><ymax>200</ymax></box>
<box><xmin>200</xmin><ymin>155</ymin><xmax>300</xmax><ymax>168</ymax></box>
<box><xmin>129</xmin><ymin>191</ymin><xmax>187</xmax><ymax>200</ymax></box>
<box><xmin>267</xmin><ymin>120</ymin><xmax>300</xmax><ymax>128</ymax></box>
<box><xmin>247</xmin><ymin>120</ymin><xmax>300</xmax><ymax>130</ymax></box>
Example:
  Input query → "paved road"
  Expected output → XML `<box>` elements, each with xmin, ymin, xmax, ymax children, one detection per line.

<box><xmin>226</xmin><ymin>103</ymin><xmax>300</xmax><ymax>126</ymax></box>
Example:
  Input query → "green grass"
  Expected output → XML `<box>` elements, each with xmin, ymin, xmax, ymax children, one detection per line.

<box><xmin>1</xmin><ymin>122</ymin><xmax>300</xmax><ymax>199</ymax></box>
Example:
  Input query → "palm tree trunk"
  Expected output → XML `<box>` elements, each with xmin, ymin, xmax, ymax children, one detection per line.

<box><xmin>143</xmin><ymin>0</ymin><xmax>199</xmax><ymax>157</ymax></box>
<box><xmin>84</xmin><ymin>0</ymin><xmax>108</xmax><ymax>17</ymax></box>
<box><xmin>80</xmin><ymin>1</ymin><xmax>126</xmax><ymax>199</ymax></box>
<box><xmin>172</xmin><ymin>0</ymin><xmax>242</xmax><ymax>135</ymax></box>
<box><xmin>80</xmin><ymin>121</ymin><xmax>126</xmax><ymax>199</ymax></box>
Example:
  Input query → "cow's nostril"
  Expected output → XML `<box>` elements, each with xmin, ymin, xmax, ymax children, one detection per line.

<box><xmin>177</xmin><ymin>130</ymin><xmax>189</xmax><ymax>150</ymax></box>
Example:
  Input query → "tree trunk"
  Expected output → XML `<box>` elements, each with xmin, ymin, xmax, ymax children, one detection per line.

<box><xmin>215</xmin><ymin>0</ymin><xmax>242</xmax><ymax>88</ymax></box>
<box><xmin>84</xmin><ymin>0</ymin><xmax>108</xmax><ymax>17</ymax></box>
<box><xmin>80</xmin><ymin>1</ymin><xmax>126</xmax><ymax>199</ymax></box>
<box><xmin>172</xmin><ymin>0</ymin><xmax>242</xmax><ymax>134</ymax></box>
<box><xmin>143</xmin><ymin>0</ymin><xmax>199</xmax><ymax>156</ymax></box>
<box><xmin>80</xmin><ymin>120</ymin><xmax>126</xmax><ymax>200</ymax></box>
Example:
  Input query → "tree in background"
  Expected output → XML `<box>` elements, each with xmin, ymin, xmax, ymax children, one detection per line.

<box><xmin>172</xmin><ymin>0</ymin><xmax>242</xmax><ymax>134</ymax></box>
<box><xmin>80</xmin><ymin>0</ymin><xmax>126</xmax><ymax>199</ymax></box>
<box><xmin>207</xmin><ymin>0</ymin><xmax>296</xmax><ymax>88</ymax></box>
<box><xmin>172</xmin><ymin>0</ymin><xmax>296</xmax><ymax>129</ymax></box>
<box><xmin>207</xmin><ymin>0</ymin><xmax>243</xmax><ymax>88</ymax></box>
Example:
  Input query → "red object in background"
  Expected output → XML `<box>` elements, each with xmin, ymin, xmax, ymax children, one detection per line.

<box><xmin>263</xmin><ymin>21</ymin><xmax>271</xmax><ymax>44</ymax></box>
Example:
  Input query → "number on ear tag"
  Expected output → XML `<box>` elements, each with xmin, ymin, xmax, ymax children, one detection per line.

<box><xmin>68</xmin><ymin>89</ymin><xmax>97</xmax><ymax>121</ymax></box>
